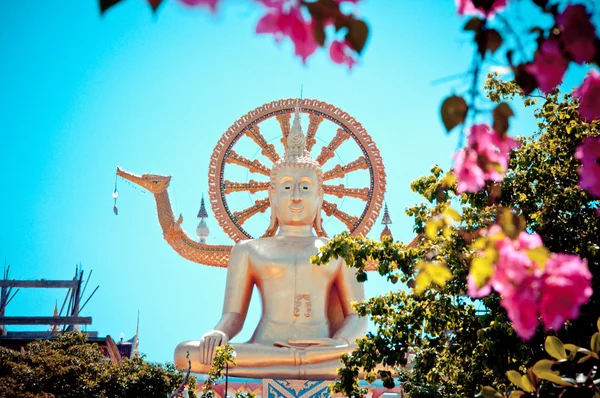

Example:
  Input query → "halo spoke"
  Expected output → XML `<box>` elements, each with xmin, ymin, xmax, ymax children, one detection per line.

<box><xmin>323</xmin><ymin>156</ymin><xmax>369</xmax><ymax>181</ymax></box>
<box><xmin>245</xmin><ymin>126</ymin><xmax>280</xmax><ymax>163</ymax></box>
<box><xmin>276</xmin><ymin>113</ymin><xmax>291</xmax><ymax>150</ymax></box>
<box><xmin>323</xmin><ymin>184</ymin><xmax>370</xmax><ymax>201</ymax></box>
<box><xmin>305</xmin><ymin>114</ymin><xmax>324</xmax><ymax>152</ymax></box>
<box><xmin>316</xmin><ymin>128</ymin><xmax>351</xmax><ymax>166</ymax></box>
<box><xmin>232</xmin><ymin>198</ymin><xmax>270</xmax><ymax>225</ymax></box>
<box><xmin>225</xmin><ymin>150</ymin><xmax>270</xmax><ymax>176</ymax></box>
<box><xmin>224</xmin><ymin>180</ymin><xmax>270</xmax><ymax>194</ymax></box>
<box><xmin>322</xmin><ymin>200</ymin><xmax>359</xmax><ymax>230</ymax></box>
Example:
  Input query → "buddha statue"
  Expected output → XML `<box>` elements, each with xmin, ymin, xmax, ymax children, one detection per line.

<box><xmin>173</xmin><ymin>102</ymin><xmax>367</xmax><ymax>380</ymax></box>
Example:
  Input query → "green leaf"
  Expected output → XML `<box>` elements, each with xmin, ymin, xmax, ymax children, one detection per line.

<box><xmin>597</xmin><ymin>317</ymin><xmax>600</xmax><ymax>332</ymax></box>
<box><xmin>312</xmin><ymin>21</ymin><xmax>326</xmax><ymax>46</ymax></box>
<box><xmin>532</xmin><ymin>359</ymin><xmax>555</xmax><ymax>375</ymax></box>
<box><xmin>591</xmin><ymin>332</ymin><xmax>600</xmax><ymax>354</ymax></box>
<box><xmin>486</xmin><ymin>29</ymin><xmax>503</xmax><ymax>54</ymax></box>
<box><xmin>533</xmin><ymin>359</ymin><xmax>573</xmax><ymax>386</ymax></box>
<box><xmin>535</xmin><ymin>370</ymin><xmax>573</xmax><ymax>386</ymax></box>
<box><xmin>506</xmin><ymin>370</ymin><xmax>526</xmax><ymax>390</ymax></box>
<box><xmin>476</xmin><ymin>29</ymin><xmax>503</xmax><ymax>56</ymax></box>
<box><xmin>464</xmin><ymin>17</ymin><xmax>483</xmax><ymax>33</ymax></box>
<box><xmin>493</xmin><ymin>102</ymin><xmax>514</xmax><ymax>137</ymax></box>
<box><xmin>521</xmin><ymin>373</ymin><xmax>536</xmax><ymax>393</ymax></box>
<box><xmin>564</xmin><ymin>344</ymin><xmax>579</xmax><ymax>352</ymax></box>
<box><xmin>443</xmin><ymin>207</ymin><xmax>461</xmax><ymax>222</ymax></box>
<box><xmin>414</xmin><ymin>268</ymin><xmax>432</xmax><ymax>295</ymax></box>
<box><xmin>100</xmin><ymin>0</ymin><xmax>122</xmax><ymax>13</ymax></box>
<box><xmin>345</xmin><ymin>19</ymin><xmax>369</xmax><ymax>54</ymax></box>
<box><xmin>440</xmin><ymin>95</ymin><xmax>468</xmax><ymax>132</ymax></box>
<box><xmin>526</xmin><ymin>246</ymin><xmax>550</xmax><ymax>269</ymax></box>
<box><xmin>425</xmin><ymin>219</ymin><xmax>441</xmax><ymax>240</ymax></box>
<box><xmin>477</xmin><ymin>386</ymin><xmax>500</xmax><ymax>398</ymax></box>
<box><xmin>545</xmin><ymin>336</ymin><xmax>567</xmax><ymax>360</ymax></box>
<box><xmin>498</xmin><ymin>208</ymin><xmax>525</xmax><ymax>239</ymax></box>
<box><xmin>426</xmin><ymin>263</ymin><xmax>452</xmax><ymax>287</ymax></box>
<box><xmin>147</xmin><ymin>0</ymin><xmax>164</xmax><ymax>12</ymax></box>
<box><xmin>469</xmin><ymin>255</ymin><xmax>494</xmax><ymax>289</ymax></box>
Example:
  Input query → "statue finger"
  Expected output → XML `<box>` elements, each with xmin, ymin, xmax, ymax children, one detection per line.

<box><xmin>273</xmin><ymin>341</ymin><xmax>295</xmax><ymax>348</ymax></box>
<box><xmin>201</xmin><ymin>337</ymin><xmax>212</xmax><ymax>365</ymax></box>
<box><xmin>208</xmin><ymin>338</ymin><xmax>218</xmax><ymax>364</ymax></box>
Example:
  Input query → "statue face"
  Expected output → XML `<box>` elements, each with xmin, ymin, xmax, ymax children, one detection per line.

<box><xmin>272</xmin><ymin>167</ymin><xmax>321</xmax><ymax>227</ymax></box>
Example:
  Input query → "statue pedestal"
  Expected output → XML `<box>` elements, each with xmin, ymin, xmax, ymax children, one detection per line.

<box><xmin>195</xmin><ymin>375</ymin><xmax>403</xmax><ymax>397</ymax></box>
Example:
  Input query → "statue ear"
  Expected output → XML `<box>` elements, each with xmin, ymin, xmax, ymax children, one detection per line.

<box><xmin>314</xmin><ymin>190</ymin><xmax>327</xmax><ymax>238</ymax></box>
<box><xmin>263</xmin><ymin>188</ymin><xmax>279</xmax><ymax>237</ymax></box>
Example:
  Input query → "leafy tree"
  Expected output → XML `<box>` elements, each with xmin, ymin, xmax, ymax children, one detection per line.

<box><xmin>312</xmin><ymin>74</ymin><xmax>599</xmax><ymax>397</ymax></box>
<box><xmin>0</xmin><ymin>332</ymin><xmax>196</xmax><ymax>398</ymax></box>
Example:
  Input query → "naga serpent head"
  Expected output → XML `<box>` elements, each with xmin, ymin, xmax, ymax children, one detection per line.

<box><xmin>116</xmin><ymin>166</ymin><xmax>171</xmax><ymax>194</ymax></box>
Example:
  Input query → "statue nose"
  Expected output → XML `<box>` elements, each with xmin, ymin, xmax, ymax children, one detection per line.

<box><xmin>291</xmin><ymin>184</ymin><xmax>302</xmax><ymax>201</ymax></box>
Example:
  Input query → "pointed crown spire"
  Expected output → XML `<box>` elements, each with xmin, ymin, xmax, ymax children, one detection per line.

<box><xmin>197</xmin><ymin>194</ymin><xmax>208</xmax><ymax>219</ymax></box>
<box><xmin>284</xmin><ymin>98</ymin><xmax>309</xmax><ymax>162</ymax></box>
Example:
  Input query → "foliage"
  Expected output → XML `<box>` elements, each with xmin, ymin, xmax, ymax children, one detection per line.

<box><xmin>312</xmin><ymin>75</ymin><xmax>600</xmax><ymax>397</ymax></box>
<box><xmin>202</xmin><ymin>344</ymin><xmax>236</xmax><ymax>398</ymax></box>
<box><xmin>0</xmin><ymin>332</ymin><xmax>196</xmax><ymax>398</ymax></box>
<box><xmin>479</xmin><ymin>319</ymin><xmax>600</xmax><ymax>398</ymax></box>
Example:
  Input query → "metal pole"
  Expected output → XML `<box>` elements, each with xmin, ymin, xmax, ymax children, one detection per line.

<box><xmin>225</xmin><ymin>362</ymin><xmax>229</xmax><ymax>398</ymax></box>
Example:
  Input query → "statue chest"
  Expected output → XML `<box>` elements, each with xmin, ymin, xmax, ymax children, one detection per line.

<box><xmin>249</xmin><ymin>240</ymin><xmax>338</xmax><ymax>287</ymax></box>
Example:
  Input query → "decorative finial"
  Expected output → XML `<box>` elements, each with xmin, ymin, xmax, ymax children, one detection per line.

<box><xmin>197</xmin><ymin>193</ymin><xmax>208</xmax><ymax>219</ymax></box>
<box><xmin>381</xmin><ymin>202</ymin><xmax>392</xmax><ymax>225</ymax></box>
<box><xmin>380</xmin><ymin>202</ymin><xmax>393</xmax><ymax>241</ymax></box>
<box><xmin>285</xmin><ymin>98</ymin><xmax>308</xmax><ymax>161</ymax></box>
<box><xmin>196</xmin><ymin>193</ymin><xmax>210</xmax><ymax>243</ymax></box>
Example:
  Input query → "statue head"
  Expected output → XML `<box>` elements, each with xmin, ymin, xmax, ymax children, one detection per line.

<box><xmin>266</xmin><ymin>100</ymin><xmax>325</xmax><ymax>236</ymax></box>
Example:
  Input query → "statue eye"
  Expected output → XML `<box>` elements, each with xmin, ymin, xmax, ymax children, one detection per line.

<box><xmin>302</xmin><ymin>186</ymin><xmax>308</xmax><ymax>190</ymax></box>
<box><xmin>284</xmin><ymin>186</ymin><xmax>291</xmax><ymax>190</ymax></box>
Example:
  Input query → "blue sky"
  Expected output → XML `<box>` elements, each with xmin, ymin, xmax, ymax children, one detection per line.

<box><xmin>0</xmin><ymin>0</ymin><xmax>589</xmax><ymax>364</ymax></box>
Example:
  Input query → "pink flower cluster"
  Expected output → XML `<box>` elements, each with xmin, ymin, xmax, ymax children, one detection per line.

<box><xmin>468</xmin><ymin>226</ymin><xmax>593</xmax><ymax>340</ymax></box>
<box><xmin>524</xmin><ymin>5</ymin><xmax>597</xmax><ymax>94</ymax></box>
<box><xmin>523</xmin><ymin>5</ymin><xmax>600</xmax><ymax>121</ymax></box>
<box><xmin>455</xmin><ymin>0</ymin><xmax>506</xmax><ymax>17</ymax></box>
<box><xmin>177</xmin><ymin>0</ymin><xmax>219</xmax><ymax>11</ymax></box>
<box><xmin>255</xmin><ymin>0</ymin><xmax>358</xmax><ymax>67</ymax></box>
<box><xmin>575</xmin><ymin>137</ymin><xmax>600</xmax><ymax>214</ymax></box>
<box><xmin>453</xmin><ymin>124</ymin><xmax>519</xmax><ymax>193</ymax></box>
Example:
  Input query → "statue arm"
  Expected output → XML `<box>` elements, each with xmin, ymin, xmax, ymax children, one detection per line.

<box><xmin>332</xmin><ymin>258</ymin><xmax>368</xmax><ymax>343</ymax></box>
<box><xmin>212</xmin><ymin>242</ymin><xmax>254</xmax><ymax>339</ymax></box>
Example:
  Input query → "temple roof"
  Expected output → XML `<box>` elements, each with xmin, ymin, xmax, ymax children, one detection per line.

<box><xmin>380</xmin><ymin>225</ymin><xmax>393</xmax><ymax>241</ymax></box>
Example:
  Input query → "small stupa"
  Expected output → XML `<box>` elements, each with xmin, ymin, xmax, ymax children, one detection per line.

<box><xmin>380</xmin><ymin>202</ymin><xmax>393</xmax><ymax>241</ymax></box>
<box><xmin>196</xmin><ymin>194</ymin><xmax>210</xmax><ymax>244</ymax></box>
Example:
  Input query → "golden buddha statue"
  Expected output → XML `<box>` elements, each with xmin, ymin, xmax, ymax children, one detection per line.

<box><xmin>173</xmin><ymin>102</ymin><xmax>367</xmax><ymax>380</ymax></box>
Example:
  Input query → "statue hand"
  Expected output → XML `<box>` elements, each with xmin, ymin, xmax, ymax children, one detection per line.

<box><xmin>199</xmin><ymin>330</ymin><xmax>229</xmax><ymax>365</ymax></box>
<box><xmin>278</xmin><ymin>337</ymin><xmax>349</xmax><ymax>348</ymax></box>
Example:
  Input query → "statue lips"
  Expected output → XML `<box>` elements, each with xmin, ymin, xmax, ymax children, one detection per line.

<box><xmin>289</xmin><ymin>205</ymin><xmax>304</xmax><ymax>214</ymax></box>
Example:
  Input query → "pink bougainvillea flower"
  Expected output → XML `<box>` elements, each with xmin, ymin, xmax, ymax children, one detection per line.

<box><xmin>178</xmin><ymin>0</ymin><xmax>219</xmax><ymax>11</ymax></box>
<box><xmin>540</xmin><ymin>254</ymin><xmax>593</xmax><ymax>331</ymax></box>
<box><xmin>329</xmin><ymin>40</ymin><xmax>357</xmax><ymax>69</ymax></box>
<box><xmin>455</xmin><ymin>0</ymin><xmax>506</xmax><ymax>17</ymax></box>
<box><xmin>557</xmin><ymin>5</ymin><xmax>597</xmax><ymax>64</ymax></box>
<box><xmin>525</xmin><ymin>39</ymin><xmax>568</xmax><ymax>93</ymax></box>
<box><xmin>501</xmin><ymin>279</ymin><xmax>540</xmax><ymax>340</ymax></box>
<box><xmin>454</xmin><ymin>148</ymin><xmax>486</xmax><ymax>193</ymax></box>
<box><xmin>575</xmin><ymin>136</ymin><xmax>600</xmax><ymax>197</ymax></box>
<box><xmin>468</xmin><ymin>227</ymin><xmax>592</xmax><ymax>340</ymax></box>
<box><xmin>467</xmin><ymin>124</ymin><xmax>520</xmax><ymax>180</ymax></box>
<box><xmin>573</xmin><ymin>70</ymin><xmax>600</xmax><ymax>122</ymax></box>
<box><xmin>256</xmin><ymin>3</ymin><xmax>318</xmax><ymax>63</ymax></box>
